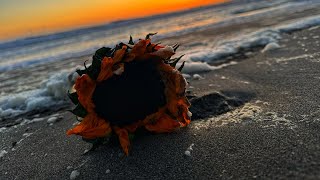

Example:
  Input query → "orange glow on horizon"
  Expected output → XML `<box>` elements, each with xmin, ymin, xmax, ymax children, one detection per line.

<box><xmin>0</xmin><ymin>0</ymin><xmax>228</xmax><ymax>41</ymax></box>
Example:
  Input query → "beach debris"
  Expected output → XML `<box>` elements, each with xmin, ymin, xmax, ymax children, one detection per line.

<box><xmin>67</xmin><ymin>33</ymin><xmax>191</xmax><ymax>156</ymax></box>
<box><xmin>70</xmin><ymin>170</ymin><xmax>80</xmax><ymax>180</ymax></box>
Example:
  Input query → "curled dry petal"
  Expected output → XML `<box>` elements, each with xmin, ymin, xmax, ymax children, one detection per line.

<box><xmin>127</xmin><ymin>39</ymin><xmax>150</xmax><ymax>61</ymax></box>
<box><xmin>146</xmin><ymin>43</ymin><xmax>164</xmax><ymax>52</ymax></box>
<box><xmin>113</xmin><ymin>127</ymin><xmax>130</xmax><ymax>155</ymax></box>
<box><xmin>151</xmin><ymin>45</ymin><xmax>175</xmax><ymax>59</ymax></box>
<box><xmin>97</xmin><ymin>57</ymin><xmax>114</xmax><ymax>82</ymax></box>
<box><xmin>145</xmin><ymin>113</ymin><xmax>180</xmax><ymax>133</ymax></box>
<box><xmin>74</xmin><ymin>74</ymin><xmax>96</xmax><ymax>112</ymax></box>
<box><xmin>113</xmin><ymin>46</ymin><xmax>127</xmax><ymax>63</ymax></box>
<box><xmin>177</xmin><ymin>99</ymin><xmax>191</xmax><ymax>126</ymax></box>
<box><xmin>67</xmin><ymin>113</ymin><xmax>112</xmax><ymax>139</ymax></box>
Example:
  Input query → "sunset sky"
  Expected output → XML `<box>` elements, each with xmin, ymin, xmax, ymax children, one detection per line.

<box><xmin>0</xmin><ymin>0</ymin><xmax>227</xmax><ymax>41</ymax></box>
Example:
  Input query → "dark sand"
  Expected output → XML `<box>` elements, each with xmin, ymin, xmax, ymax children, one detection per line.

<box><xmin>1</xmin><ymin>27</ymin><xmax>320</xmax><ymax>179</ymax></box>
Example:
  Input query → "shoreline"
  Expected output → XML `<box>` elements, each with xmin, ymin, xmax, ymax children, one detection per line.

<box><xmin>1</xmin><ymin>25</ymin><xmax>320</xmax><ymax>179</ymax></box>
<box><xmin>2</xmin><ymin>10</ymin><xmax>320</xmax><ymax>122</ymax></box>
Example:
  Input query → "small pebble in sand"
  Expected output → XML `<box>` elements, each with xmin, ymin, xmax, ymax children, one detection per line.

<box><xmin>70</xmin><ymin>170</ymin><xmax>80</xmax><ymax>180</ymax></box>
<box><xmin>106</xmin><ymin>169</ymin><xmax>111</xmax><ymax>174</ymax></box>
<box><xmin>184</xmin><ymin>143</ymin><xmax>194</xmax><ymax>157</ymax></box>
<box><xmin>0</xmin><ymin>150</ymin><xmax>8</xmax><ymax>158</ymax></box>
<box><xmin>184</xmin><ymin>150</ymin><xmax>191</xmax><ymax>157</ymax></box>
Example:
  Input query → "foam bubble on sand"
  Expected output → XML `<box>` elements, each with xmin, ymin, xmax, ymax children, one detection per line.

<box><xmin>47</xmin><ymin>115</ymin><xmax>62</xmax><ymax>124</ymax></box>
<box><xmin>193</xmin><ymin>74</ymin><xmax>204</xmax><ymax>80</ymax></box>
<box><xmin>261</xmin><ymin>42</ymin><xmax>280</xmax><ymax>53</ymax></box>
<box><xmin>178</xmin><ymin>61</ymin><xmax>237</xmax><ymax>74</ymax></box>
<box><xmin>0</xmin><ymin>71</ymin><xmax>73</xmax><ymax>118</ymax></box>
<box><xmin>274</xmin><ymin>52</ymin><xmax>320</xmax><ymax>63</ymax></box>
<box><xmin>262</xmin><ymin>112</ymin><xmax>296</xmax><ymax>130</ymax></box>
<box><xmin>182</xmin><ymin>74</ymin><xmax>191</xmax><ymax>79</ymax></box>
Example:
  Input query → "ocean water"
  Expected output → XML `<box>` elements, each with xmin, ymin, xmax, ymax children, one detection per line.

<box><xmin>0</xmin><ymin>0</ymin><xmax>320</xmax><ymax>120</ymax></box>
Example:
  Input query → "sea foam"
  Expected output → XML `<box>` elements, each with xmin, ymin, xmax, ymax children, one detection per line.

<box><xmin>184</xmin><ymin>14</ymin><xmax>320</xmax><ymax>64</ymax></box>
<box><xmin>0</xmin><ymin>71</ymin><xmax>75</xmax><ymax>118</ymax></box>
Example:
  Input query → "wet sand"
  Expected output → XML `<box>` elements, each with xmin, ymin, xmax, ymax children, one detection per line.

<box><xmin>1</xmin><ymin>26</ymin><xmax>320</xmax><ymax>179</ymax></box>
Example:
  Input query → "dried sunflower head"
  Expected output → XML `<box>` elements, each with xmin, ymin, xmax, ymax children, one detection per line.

<box><xmin>67</xmin><ymin>33</ymin><xmax>191</xmax><ymax>155</ymax></box>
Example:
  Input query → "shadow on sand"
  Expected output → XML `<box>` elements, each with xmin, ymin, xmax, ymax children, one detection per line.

<box><xmin>189</xmin><ymin>90</ymin><xmax>256</xmax><ymax>121</ymax></box>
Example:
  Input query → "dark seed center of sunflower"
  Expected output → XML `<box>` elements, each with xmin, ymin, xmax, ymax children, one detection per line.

<box><xmin>92</xmin><ymin>60</ymin><xmax>166</xmax><ymax>126</ymax></box>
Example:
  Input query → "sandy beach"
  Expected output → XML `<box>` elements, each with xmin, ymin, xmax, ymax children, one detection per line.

<box><xmin>1</xmin><ymin>20</ymin><xmax>320</xmax><ymax>179</ymax></box>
